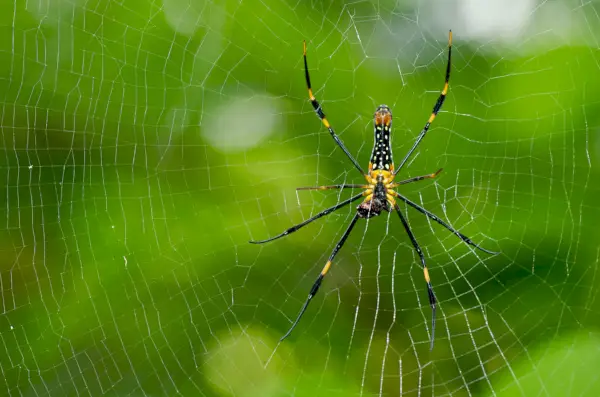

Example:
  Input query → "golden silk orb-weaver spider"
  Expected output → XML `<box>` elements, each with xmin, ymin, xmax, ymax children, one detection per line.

<box><xmin>250</xmin><ymin>31</ymin><xmax>498</xmax><ymax>350</ymax></box>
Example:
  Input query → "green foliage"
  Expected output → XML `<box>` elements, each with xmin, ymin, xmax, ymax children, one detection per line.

<box><xmin>0</xmin><ymin>0</ymin><xmax>599</xmax><ymax>395</ymax></box>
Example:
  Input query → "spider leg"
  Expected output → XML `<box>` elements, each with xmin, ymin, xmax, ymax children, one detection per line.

<box><xmin>394</xmin><ymin>203</ymin><xmax>437</xmax><ymax>350</ymax></box>
<box><xmin>390</xmin><ymin>168</ymin><xmax>443</xmax><ymax>187</ymax></box>
<box><xmin>297</xmin><ymin>184</ymin><xmax>368</xmax><ymax>191</ymax></box>
<box><xmin>280</xmin><ymin>213</ymin><xmax>360</xmax><ymax>341</ymax></box>
<box><xmin>395</xmin><ymin>30</ymin><xmax>452</xmax><ymax>176</ymax></box>
<box><xmin>303</xmin><ymin>41</ymin><xmax>365</xmax><ymax>176</ymax></box>
<box><xmin>249</xmin><ymin>192</ymin><xmax>364</xmax><ymax>244</ymax></box>
<box><xmin>393</xmin><ymin>192</ymin><xmax>499</xmax><ymax>255</ymax></box>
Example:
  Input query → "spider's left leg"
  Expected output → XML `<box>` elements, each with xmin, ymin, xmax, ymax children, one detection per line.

<box><xmin>250</xmin><ymin>192</ymin><xmax>364</xmax><ymax>244</ymax></box>
<box><xmin>393</xmin><ymin>203</ymin><xmax>437</xmax><ymax>350</ymax></box>
<box><xmin>303</xmin><ymin>41</ymin><xmax>365</xmax><ymax>176</ymax></box>
<box><xmin>297</xmin><ymin>184</ymin><xmax>368</xmax><ymax>191</ymax></box>
<box><xmin>280</xmin><ymin>213</ymin><xmax>360</xmax><ymax>341</ymax></box>
<box><xmin>394</xmin><ymin>192</ymin><xmax>499</xmax><ymax>255</ymax></box>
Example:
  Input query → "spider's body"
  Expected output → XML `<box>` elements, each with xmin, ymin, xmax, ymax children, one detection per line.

<box><xmin>250</xmin><ymin>31</ymin><xmax>498</xmax><ymax>349</ymax></box>
<box><xmin>358</xmin><ymin>105</ymin><xmax>395</xmax><ymax>218</ymax></box>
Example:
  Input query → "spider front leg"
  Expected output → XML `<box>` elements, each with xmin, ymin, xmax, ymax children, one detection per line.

<box><xmin>395</xmin><ymin>30</ymin><xmax>452</xmax><ymax>176</ymax></box>
<box><xmin>303</xmin><ymin>41</ymin><xmax>365</xmax><ymax>176</ymax></box>
<box><xmin>280</xmin><ymin>213</ymin><xmax>360</xmax><ymax>341</ymax></box>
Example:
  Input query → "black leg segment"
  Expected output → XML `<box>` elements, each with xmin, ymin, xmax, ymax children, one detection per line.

<box><xmin>395</xmin><ymin>204</ymin><xmax>437</xmax><ymax>350</ymax></box>
<box><xmin>250</xmin><ymin>193</ymin><xmax>364</xmax><ymax>244</ymax></box>
<box><xmin>303</xmin><ymin>41</ymin><xmax>365</xmax><ymax>176</ymax></box>
<box><xmin>395</xmin><ymin>31</ymin><xmax>452</xmax><ymax>175</ymax></box>
<box><xmin>395</xmin><ymin>193</ymin><xmax>499</xmax><ymax>255</ymax></box>
<box><xmin>280</xmin><ymin>213</ymin><xmax>360</xmax><ymax>341</ymax></box>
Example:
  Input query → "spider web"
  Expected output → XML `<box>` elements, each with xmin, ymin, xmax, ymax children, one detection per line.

<box><xmin>1</xmin><ymin>0</ymin><xmax>600</xmax><ymax>395</ymax></box>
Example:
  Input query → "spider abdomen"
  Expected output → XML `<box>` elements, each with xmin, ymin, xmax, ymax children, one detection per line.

<box><xmin>357</xmin><ymin>198</ymin><xmax>389</xmax><ymax>218</ymax></box>
<box><xmin>370</xmin><ymin>105</ymin><xmax>394</xmax><ymax>171</ymax></box>
<box><xmin>357</xmin><ymin>182</ymin><xmax>390</xmax><ymax>218</ymax></box>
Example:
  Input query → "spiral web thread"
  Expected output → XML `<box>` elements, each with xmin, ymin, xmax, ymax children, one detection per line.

<box><xmin>1</xmin><ymin>0</ymin><xmax>599</xmax><ymax>396</ymax></box>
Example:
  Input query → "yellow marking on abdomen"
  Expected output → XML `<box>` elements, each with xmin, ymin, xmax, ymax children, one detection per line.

<box><xmin>424</xmin><ymin>267</ymin><xmax>430</xmax><ymax>283</ymax></box>
<box><xmin>322</xmin><ymin>118</ymin><xmax>330</xmax><ymax>128</ymax></box>
<box><xmin>428</xmin><ymin>113</ymin><xmax>436</xmax><ymax>123</ymax></box>
<box><xmin>308</xmin><ymin>88</ymin><xmax>315</xmax><ymax>100</ymax></box>
<box><xmin>321</xmin><ymin>260</ymin><xmax>332</xmax><ymax>276</ymax></box>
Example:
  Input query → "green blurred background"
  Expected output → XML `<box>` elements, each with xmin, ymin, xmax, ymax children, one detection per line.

<box><xmin>1</xmin><ymin>0</ymin><xmax>600</xmax><ymax>395</ymax></box>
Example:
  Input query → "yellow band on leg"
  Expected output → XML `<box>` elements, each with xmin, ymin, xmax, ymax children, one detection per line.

<box><xmin>321</xmin><ymin>260</ymin><xmax>332</xmax><ymax>276</ymax></box>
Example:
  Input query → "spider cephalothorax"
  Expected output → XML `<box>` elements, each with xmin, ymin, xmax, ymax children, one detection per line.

<box><xmin>250</xmin><ymin>31</ymin><xmax>498</xmax><ymax>350</ymax></box>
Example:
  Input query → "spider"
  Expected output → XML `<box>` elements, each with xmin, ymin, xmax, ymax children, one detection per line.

<box><xmin>250</xmin><ymin>31</ymin><xmax>497</xmax><ymax>350</ymax></box>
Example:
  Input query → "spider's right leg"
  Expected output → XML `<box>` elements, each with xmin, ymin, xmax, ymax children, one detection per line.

<box><xmin>395</xmin><ymin>30</ymin><xmax>452</xmax><ymax>175</ymax></box>
<box><xmin>394</xmin><ymin>203</ymin><xmax>437</xmax><ymax>350</ymax></box>
<box><xmin>392</xmin><ymin>191</ymin><xmax>498</xmax><ymax>255</ymax></box>
<box><xmin>390</xmin><ymin>169</ymin><xmax>443</xmax><ymax>187</ymax></box>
